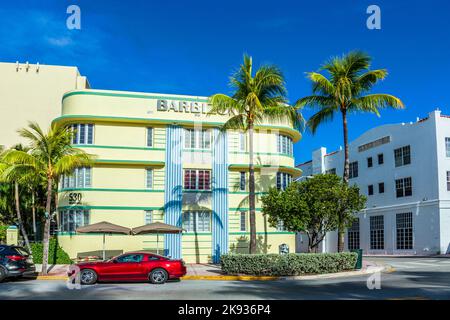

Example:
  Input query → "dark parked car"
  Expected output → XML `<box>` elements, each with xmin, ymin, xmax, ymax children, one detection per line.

<box><xmin>0</xmin><ymin>245</ymin><xmax>36</xmax><ymax>282</ymax></box>
<box><xmin>70</xmin><ymin>251</ymin><xmax>187</xmax><ymax>285</ymax></box>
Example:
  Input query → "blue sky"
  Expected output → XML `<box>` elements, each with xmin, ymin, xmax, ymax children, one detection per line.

<box><xmin>1</xmin><ymin>0</ymin><xmax>449</xmax><ymax>163</ymax></box>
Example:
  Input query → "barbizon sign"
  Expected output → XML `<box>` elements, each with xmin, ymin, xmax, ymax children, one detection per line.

<box><xmin>157</xmin><ymin>99</ymin><xmax>210</xmax><ymax>114</ymax></box>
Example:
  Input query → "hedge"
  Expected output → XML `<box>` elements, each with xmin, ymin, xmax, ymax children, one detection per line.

<box><xmin>31</xmin><ymin>238</ymin><xmax>72</xmax><ymax>264</ymax></box>
<box><xmin>220</xmin><ymin>252</ymin><xmax>358</xmax><ymax>276</ymax></box>
<box><xmin>0</xmin><ymin>225</ymin><xmax>7</xmax><ymax>244</ymax></box>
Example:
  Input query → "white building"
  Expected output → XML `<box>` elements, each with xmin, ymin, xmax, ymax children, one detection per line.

<box><xmin>297</xmin><ymin>110</ymin><xmax>450</xmax><ymax>255</ymax></box>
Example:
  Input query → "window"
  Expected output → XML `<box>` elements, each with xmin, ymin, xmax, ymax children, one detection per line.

<box><xmin>446</xmin><ymin>138</ymin><xmax>450</xmax><ymax>157</ymax></box>
<box><xmin>358</xmin><ymin>136</ymin><xmax>390</xmax><ymax>152</ymax></box>
<box><xmin>184</xmin><ymin>170</ymin><xmax>211</xmax><ymax>190</ymax></box>
<box><xmin>368</xmin><ymin>185</ymin><xmax>374</xmax><ymax>196</ymax></box>
<box><xmin>277</xmin><ymin>134</ymin><xmax>293</xmax><ymax>156</ymax></box>
<box><xmin>239</xmin><ymin>172</ymin><xmax>246</xmax><ymax>191</ymax></box>
<box><xmin>147</xmin><ymin>128</ymin><xmax>153</xmax><ymax>147</ymax></box>
<box><xmin>148</xmin><ymin>255</ymin><xmax>161</xmax><ymax>261</ymax></box>
<box><xmin>347</xmin><ymin>218</ymin><xmax>360</xmax><ymax>250</ymax></box>
<box><xmin>71</xmin><ymin>124</ymin><xmax>94</xmax><ymax>145</ymax></box>
<box><xmin>370</xmin><ymin>215</ymin><xmax>384</xmax><ymax>250</ymax></box>
<box><xmin>184</xmin><ymin>129</ymin><xmax>211</xmax><ymax>149</ymax></box>
<box><xmin>61</xmin><ymin>167</ymin><xmax>92</xmax><ymax>189</ymax></box>
<box><xmin>447</xmin><ymin>172</ymin><xmax>450</xmax><ymax>191</ymax></box>
<box><xmin>349</xmin><ymin>161</ymin><xmax>358</xmax><ymax>179</ymax></box>
<box><xmin>60</xmin><ymin>210</ymin><xmax>90</xmax><ymax>232</ymax></box>
<box><xmin>117</xmin><ymin>254</ymin><xmax>143</xmax><ymax>263</ymax></box>
<box><xmin>276</xmin><ymin>172</ymin><xmax>292</xmax><ymax>191</ymax></box>
<box><xmin>394</xmin><ymin>145</ymin><xmax>411</xmax><ymax>167</ymax></box>
<box><xmin>367</xmin><ymin>157</ymin><xmax>373</xmax><ymax>168</ymax></box>
<box><xmin>326</xmin><ymin>168</ymin><xmax>336</xmax><ymax>175</ymax></box>
<box><xmin>239</xmin><ymin>132</ymin><xmax>246</xmax><ymax>151</ymax></box>
<box><xmin>396</xmin><ymin>177</ymin><xmax>412</xmax><ymax>198</ymax></box>
<box><xmin>144</xmin><ymin>210</ymin><xmax>153</xmax><ymax>225</ymax></box>
<box><xmin>396</xmin><ymin>212</ymin><xmax>413</xmax><ymax>250</ymax></box>
<box><xmin>240</xmin><ymin>211</ymin><xmax>247</xmax><ymax>231</ymax></box>
<box><xmin>182</xmin><ymin>211</ymin><xmax>211</xmax><ymax>232</ymax></box>
<box><xmin>378</xmin><ymin>153</ymin><xmax>384</xmax><ymax>165</ymax></box>
<box><xmin>146</xmin><ymin>169</ymin><xmax>153</xmax><ymax>189</ymax></box>
<box><xmin>378</xmin><ymin>182</ymin><xmax>385</xmax><ymax>194</ymax></box>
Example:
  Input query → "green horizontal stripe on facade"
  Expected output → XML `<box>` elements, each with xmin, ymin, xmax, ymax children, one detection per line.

<box><xmin>58</xmin><ymin>188</ymin><xmax>165</xmax><ymax>193</ymax></box>
<box><xmin>58</xmin><ymin>205</ymin><xmax>164</xmax><ymax>211</ymax></box>
<box><xmin>62</xmin><ymin>90</ymin><xmax>209</xmax><ymax>103</ymax></box>
<box><xmin>229</xmin><ymin>232</ymin><xmax>295</xmax><ymax>235</ymax></box>
<box><xmin>73</xmin><ymin>144</ymin><xmax>165</xmax><ymax>151</ymax></box>
<box><xmin>229</xmin><ymin>164</ymin><xmax>301</xmax><ymax>173</ymax></box>
<box><xmin>230</xmin><ymin>151</ymin><xmax>294</xmax><ymax>159</ymax></box>
<box><xmin>95</xmin><ymin>159</ymin><xmax>165</xmax><ymax>166</ymax></box>
<box><xmin>229</xmin><ymin>191</ymin><xmax>268</xmax><ymax>195</ymax></box>
<box><xmin>53</xmin><ymin>115</ymin><xmax>300</xmax><ymax>140</ymax></box>
<box><xmin>183</xmin><ymin>232</ymin><xmax>212</xmax><ymax>236</ymax></box>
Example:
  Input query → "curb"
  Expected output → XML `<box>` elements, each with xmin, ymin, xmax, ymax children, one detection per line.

<box><xmin>181</xmin><ymin>275</ymin><xmax>279</xmax><ymax>281</ymax></box>
<box><xmin>279</xmin><ymin>265</ymin><xmax>386</xmax><ymax>281</ymax></box>
<box><xmin>36</xmin><ymin>276</ymin><xmax>69</xmax><ymax>280</ymax></box>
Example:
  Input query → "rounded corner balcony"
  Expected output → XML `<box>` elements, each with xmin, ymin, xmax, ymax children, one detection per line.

<box><xmin>54</xmin><ymin>89</ymin><xmax>300</xmax><ymax>263</ymax></box>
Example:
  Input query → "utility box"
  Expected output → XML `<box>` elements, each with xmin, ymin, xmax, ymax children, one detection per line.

<box><xmin>6</xmin><ymin>226</ymin><xmax>18</xmax><ymax>246</ymax></box>
<box><xmin>351</xmin><ymin>249</ymin><xmax>363</xmax><ymax>269</ymax></box>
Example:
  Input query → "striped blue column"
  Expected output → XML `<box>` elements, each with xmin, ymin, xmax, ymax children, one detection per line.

<box><xmin>212</xmin><ymin>128</ymin><xmax>229</xmax><ymax>263</ymax></box>
<box><xmin>164</xmin><ymin>125</ymin><xmax>183</xmax><ymax>259</ymax></box>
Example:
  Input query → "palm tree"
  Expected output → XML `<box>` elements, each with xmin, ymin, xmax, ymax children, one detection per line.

<box><xmin>209</xmin><ymin>55</ymin><xmax>303</xmax><ymax>254</ymax></box>
<box><xmin>0</xmin><ymin>144</ymin><xmax>33</xmax><ymax>252</ymax></box>
<box><xmin>1</xmin><ymin>122</ymin><xmax>93</xmax><ymax>274</ymax></box>
<box><xmin>295</xmin><ymin>51</ymin><xmax>404</xmax><ymax>252</ymax></box>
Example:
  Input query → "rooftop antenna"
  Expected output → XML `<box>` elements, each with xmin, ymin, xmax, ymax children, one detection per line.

<box><xmin>25</xmin><ymin>61</ymin><xmax>29</xmax><ymax>72</ymax></box>
<box><xmin>36</xmin><ymin>62</ymin><xmax>40</xmax><ymax>73</ymax></box>
<box><xmin>15</xmin><ymin>61</ymin><xmax>19</xmax><ymax>72</ymax></box>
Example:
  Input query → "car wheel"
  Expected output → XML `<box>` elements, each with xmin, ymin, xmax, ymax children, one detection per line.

<box><xmin>80</xmin><ymin>269</ymin><xmax>97</xmax><ymax>285</ymax></box>
<box><xmin>149</xmin><ymin>268</ymin><xmax>168</xmax><ymax>284</ymax></box>
<box><xmin>0</xmin><ymin>267</ymin><xmax>6</xmax><ymax>283</ymax></box>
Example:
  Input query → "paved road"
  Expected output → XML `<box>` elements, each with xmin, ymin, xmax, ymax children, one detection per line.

<box><xmin>1</xmin><ymin>257</ymin><xmax>450</xmax><ymax>300</ymax></box>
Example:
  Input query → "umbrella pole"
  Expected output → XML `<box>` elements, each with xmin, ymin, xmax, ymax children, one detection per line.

<box><xmin>157</xmin><ymin>233</ymin><xmax>159</xmax><ymax>255</ymax></box>
<box><xmin>103</xmin><ymin>233</ymin><xmax>106</xmax><ymax>261</ymax></box>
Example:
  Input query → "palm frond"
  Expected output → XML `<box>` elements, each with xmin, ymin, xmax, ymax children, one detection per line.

<box><xmin>306</xmin><ymin>106</ymin><xmax>336</xmax><ymax>134</ymax></box>
<box><xmin>351</xmin><ymin>94</ymin><xmax>405</xmax><ymax>115</ymax></box>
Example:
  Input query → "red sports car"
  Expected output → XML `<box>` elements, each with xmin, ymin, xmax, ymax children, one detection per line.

<box><xmin>70</xmin><ymin>251</ymin><xmax>187</xmax><ymax>285</ymax></box>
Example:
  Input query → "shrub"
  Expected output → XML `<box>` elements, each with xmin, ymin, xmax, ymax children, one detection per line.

<box><xmin>0</xmin><ymin>225</ymin><xmax>7</xmax><ymax>244</ymax></box>
<box><xmin>220</xmin><ymin>252</ymin><xmax>358</xmax><ymax>276</ymax></box>
<box><xmin>31</xmin><ymin>238</ymin><xmax>72</xmax><ymax>264</ymax></box>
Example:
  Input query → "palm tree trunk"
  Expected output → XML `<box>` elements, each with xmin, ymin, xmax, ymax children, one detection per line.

<box><xmin>338</xmin><ymin>110</ymin><xmax>350</xmax><ymax>253</ymax></box>
<box><xmin>248</xmin><ymin>125</ymin><xmax>257</xmax><ymax>254</ymax></box>
<box><xmin>14</xmin><ymin>182</ymin><xmax>31</xmax><ymax>253</ymax></box>
<box><xmin>41</xmin><ymin>177</ymin><xmax>53</xmax><ymax>275</ymax></box>
<box><xmin>31</xmin><ymin>190</ymin><xmax>36</xmax><ymax>236</ymax></box>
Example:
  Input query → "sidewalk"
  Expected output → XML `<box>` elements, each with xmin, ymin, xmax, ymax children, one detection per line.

<box><xmin>32</xmin><ymin>261</ymin><xmax>386</xmax><ymax>281</ymax></box>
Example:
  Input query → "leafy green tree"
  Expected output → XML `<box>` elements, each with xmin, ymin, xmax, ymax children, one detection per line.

<box><xmin>1</xmin><ymin>122</ymin><xmax>93</xmax><ymax>274</ymax></box>
<box><xmin>295</xmin><ymin>51</ymin><xmax>403</xmax><ymax>251</ymax></box>
<box><xmin>209</xmin><ymin>55</ymin><xmax>303</xmax><ymax>254</ymax></box>
<box><xmin>261</xmin><ymin>174</ymin><xmax>366</xmax><ymax>253</ymax></box>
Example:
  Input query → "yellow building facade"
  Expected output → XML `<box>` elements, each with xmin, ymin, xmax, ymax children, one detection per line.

<box><xmin>53</xmin><ymin>89</ymin><xmax>301</xmax><ymax>263</ymax></box>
